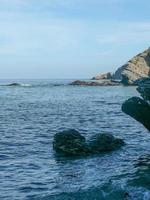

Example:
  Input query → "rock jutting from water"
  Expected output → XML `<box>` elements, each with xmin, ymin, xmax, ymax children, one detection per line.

<box><xmin>70</xmin><ymin>79</ymin><xmax>121</xmax><ymax>86</ymax></box>
<box><xmin>122</xmin><ymin>78</ymin><xmax>150</xmax><ymax>131</ymax></box>
<box><xmin>53</xmin><ymin>129</ymin><xmax>124</xmax><ymax>157</ymax></box>
<box><xmin>53</xmin><ymin>129</ymin><xmax>90</xmax><ymax>156</ymax></box>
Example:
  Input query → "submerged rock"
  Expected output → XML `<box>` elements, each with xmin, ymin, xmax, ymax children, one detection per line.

<box><xmin>122</xmin><ymin>77</ymin><xmax>150</xmax><ymax>131</ymax></box>
<box><xmin>53</xmin><ymin>129</ymin><xmax>124</xmax><ymax>157</ymax></box>
<box><xmin>88</xmin><ymin>133</ymin><xmax>124</xmax><ymax>153</ymax></box>
<box><xmin>53</xmin><ymin>129</ymin><xmax>89</xmax><ymax>156</ymax></box>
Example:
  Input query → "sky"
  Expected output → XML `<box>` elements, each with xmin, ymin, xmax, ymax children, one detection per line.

<box><xmin>0</xmin><ymin>0</ymin><xmax>150</xmax><ymax>79</ymax></box>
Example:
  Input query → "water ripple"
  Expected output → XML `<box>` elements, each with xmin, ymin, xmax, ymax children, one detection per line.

<box><xmin>0</xmin><ymin>81</ymin><xmax>149</xmax><ymax>199</ymax></box>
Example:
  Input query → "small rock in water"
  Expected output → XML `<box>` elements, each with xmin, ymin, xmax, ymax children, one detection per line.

<box><xmin>53</xmin><ymin>129</ymin><xmax>89</xmax><ymax>156</ymax></box>
<box><xmin>53</xmin><ymin>129</ymin><xmax>124</xmax><ymax>157</ymax></box>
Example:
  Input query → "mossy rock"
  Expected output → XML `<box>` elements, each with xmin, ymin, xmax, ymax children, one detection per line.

<box><xmin>53</xmin><ymin>130</ymin><xmax>124</xmax><ymax>157</ymax></box>
<box><xmin>53</xmin><ymin>129</ymin><xmax>90</xmax><ymax>156</ymax></box>
<box><xmin>88</xmin><ymin>133</ymin><xmax>124</xmax><ymax>153</ymax></box>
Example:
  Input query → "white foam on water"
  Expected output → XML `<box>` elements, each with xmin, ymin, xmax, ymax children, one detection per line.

<box><xmin>19</xmin><ymin>83</ymin><xmax>32</xmax><ymax>87</ymax></box>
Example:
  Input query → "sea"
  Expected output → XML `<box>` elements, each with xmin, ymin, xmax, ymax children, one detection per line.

<box><xmin>0</xmin><ymin>79</ymin><xmax>150</xmax><ymax>200</ymax></box>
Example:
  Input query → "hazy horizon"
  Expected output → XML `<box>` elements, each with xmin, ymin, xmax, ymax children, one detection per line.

<box><xmin>0</xmin><ymin>0</ymin><xmax>150</xmax><ymax>79</ymax></box>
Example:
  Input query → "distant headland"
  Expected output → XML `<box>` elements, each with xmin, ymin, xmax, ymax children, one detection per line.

<box><xmin>70</xmin><ymin>47</ymin><xmax>150</xmax><ymax>86</ymax></box>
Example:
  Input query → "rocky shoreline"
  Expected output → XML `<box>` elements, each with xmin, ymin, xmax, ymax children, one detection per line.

<box><xmin>70</xmin><ymin>47</ymin><xmax>150</xmax><ymax>86</ymax></box>
<box><xmin>70</xmin><ymin>79</ymin><xmax>121</xmax><ymax>86</ymax></box>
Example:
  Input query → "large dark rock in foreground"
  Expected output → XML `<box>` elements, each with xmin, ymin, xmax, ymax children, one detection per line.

<box><xmin>122</xmin><ymin>97</ymin><xmax>150</xmax><ymax>131</ymax></box>
<box><xmin>122</xmin><ymin>78</ymin><xmax>150</xmax><ymax>131</ymax></box>
<box><xmin>137</xmin><ymin>78</ymin><xmax>150</xmax><ymax>101</ymax></box>
<box><xmin>53</xmin><ymin>129</ymin><xmax>124</xmax><ymax>157</ymax></box>
<box><xmin>70</xmin><ymin>80</ymin><xmax>121</xmax><ymax>86</ymax></box>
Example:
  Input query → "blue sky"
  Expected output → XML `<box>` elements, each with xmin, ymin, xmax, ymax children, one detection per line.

<box><xmin>0</xmin><ymin>0</ymin><xmax>150</xmax><ymax>79</ymax></box>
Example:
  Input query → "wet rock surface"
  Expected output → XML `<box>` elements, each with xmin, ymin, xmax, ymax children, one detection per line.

<box><xmin>53</xmin><ymin>129</ymin><xmax>124</xmax><ymax>157</ymax></box>
<box><xmin>122</xmin><ymin>97</ymin><xmax>150</xmax><ymax>131</ymax></box>
<box><xmin>122</xmin><ymin>78</ymin><xmax>150</xmax><ymax>131</ymax></box>
<box><xmin>88</xmin><ymin>133</ymin><xmax>124</xmax><ymax>153</ymax></box>
<box><xmin>53</xmin><ymin>129</ymin><xmax>89</xmax><ymax>156</ymax></box>
<box><xmin>137</xmin><ymin>77</ymin><xmax>150</xmax><ymax>101</ymax></box>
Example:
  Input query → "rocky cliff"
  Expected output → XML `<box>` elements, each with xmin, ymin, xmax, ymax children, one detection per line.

<box><xmin>114</xmin><ymin>48</ymin><xmax>150</xmax><ymax>85</ymax></box>
<box><xmin>70</xmin><ymin>47</ymin><xmax>150</xmax><ymax>86</ymax></box>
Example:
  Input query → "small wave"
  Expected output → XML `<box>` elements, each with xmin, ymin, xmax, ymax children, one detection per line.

<box><xmin>19</xmin><ymin>83</ymin><xmax>32</xmax><ymax>87</ymax></box>
<box><xmin>0</xmin><ymin>83</ymin><xmax>66</xmax><ymax>88</ymax></box>
<box><xmin>0</xmin><ymin>83</ymin><xmax>32</xmax><ymax>87</ymax></box>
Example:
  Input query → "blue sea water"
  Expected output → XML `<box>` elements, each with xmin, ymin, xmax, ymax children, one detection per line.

<box><xmin>0</xmin><ymin>79</ymin><xmax>150</xmax><ymax>200</ymax></box>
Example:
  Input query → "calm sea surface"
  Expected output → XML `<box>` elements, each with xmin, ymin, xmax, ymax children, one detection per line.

<box><xmin>0</xmin><ymin>79</ymin><xmax>150</xmax><ymax>200</ymax></box>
